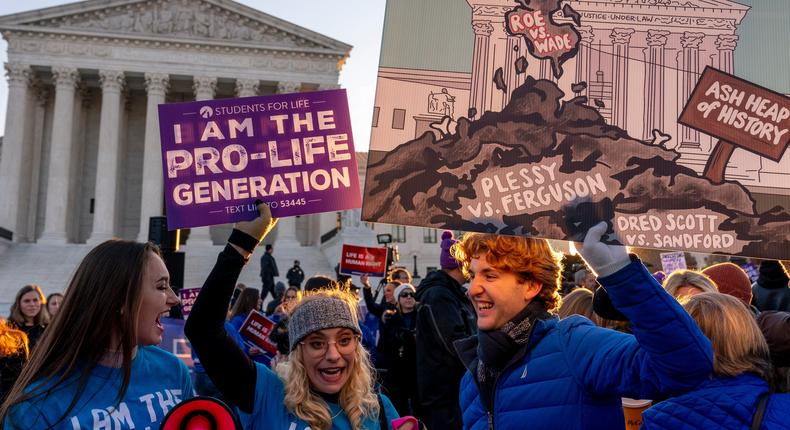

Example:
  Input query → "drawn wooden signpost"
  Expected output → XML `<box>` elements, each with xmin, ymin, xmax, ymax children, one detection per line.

<box><xmin>679</xmin><ymin>66</ymin><xmax>790</xmax><ymax>184</ymax></box>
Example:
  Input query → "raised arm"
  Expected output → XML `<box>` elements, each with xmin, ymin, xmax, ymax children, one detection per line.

<box><xmin>184</xmin><ymin>204</ymin><xmax>277</xmax><ymax>413</ymax></box>
<box><xmin>566</xmin><ymin>223</ymin><xmax>713</xmax><ymax>399</ymax></box>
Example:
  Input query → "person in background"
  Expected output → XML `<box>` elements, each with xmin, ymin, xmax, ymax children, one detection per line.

<box><xmin>662</xmin><ymin>269</ymin><xmax>718</xmax><ymax>300</ymax></box>
<box><xmin>0</xmin><ymin>319</ymin><xmax>27</xmax><ymax>402</ymax></box>
<box><xmin>45</xmin><ymin>293</ymin><xmax>64</xmax><ymax>319</ymax></box>
<box><xmin>7</xmin><ymin>285</ymin><xmax>49</xmax><ymax>352</ymax></box>
<box><xmin>453</xmin><ymin>224</ymin><xmax>713</xmax><ymax>430</ymax></box>
<box><xmin>304</xmin><ymin>275</ymin><xmax>338</xmax><ymax>292</ymax></box>
<box><xmin>558</xmin><ymin>288</ymin><xmax>605</xmax><ymax>327</ymax></box>
<box><xmin>414</xmin><ymin>230</ymin><xmax>475</xmax><ymax>430</ymax></box>
<box><xmin>757</xmin><ymin>311</ymin><xmax>790</xmax><ymax>393</ymax></box>
<box><xmin>264</xmin><ymin>282</ymin><xmax>287</xmax><ymax>316</ymax></box>
<box><xmin>229</xmin><ymin>287</ymin><xmax>267</xmax><ymax>364</ymax></box>
<box><xmin>287</xmin><ymin>260</ymin><xmax>306</xmax><ymax>288</ymax></box>
<box><xmin>230</xmin><ymin>288</ymin><xmax>263</xmax><ymax>330</ymax></box>
<box><xmin>390</xmin><ymin>268</ymin><xmax>412</xmax><ymax>285</ymax></box>
<box><xmin>185</xmin><ymin>204</ymin><xmax>399</xmax><ymax>429</ymax></box>
<box><xmin>702</xmin><ymin>262</ymin><xmax>756</xmax><ymax>312</ymax></box>
<box><xmin>362</xmin><ymin>276</ymin><xmax>398</xmax><ymax>321</ymax></box>
<box><xmin>641</xmin><ymin>293</ymin><xmax>789</xmax><ymax>429</ymax></box>
<box><xmin>0</xmin><ymin>240</ymin><xmax>192</xmax><ymax>429</ymax></box>
<box><xmin>272</xmin><ymin>286</ymin><xmax>302</xmax><ymax>322</ymax></box>
<box><xmin>751</xmin><ymin>260</ymin><xmax>790</xmax><ymax>312</ymax></box>
<box><xmin>380</xmin><ymin>284</ymin><xmax>420</xmax><ymax>417</ymax></box>
<box><xmin>260</xmin><ymin>244</ymin><xmax>279</xmax><ymax>302</ymax></box>
<box><xmin>574</xmin><ymin>269</ymin><xmax>598</xmax><ymax>291</ymax></box>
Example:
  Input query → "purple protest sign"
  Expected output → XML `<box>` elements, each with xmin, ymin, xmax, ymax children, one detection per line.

<box><xmin>179</xmin><ymin>287</ymin><xmax>200</xmax><ymax>318</ymax></box>
<box><xmin>158</xmin><ymin>89</ymin><xmax>361</xmax><ymax>229</ymax></box>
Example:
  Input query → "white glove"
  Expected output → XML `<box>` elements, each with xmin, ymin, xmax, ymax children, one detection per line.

<box><xmin>578</xmin><ymin>222</ymin><xmax>630</xmax><ymax>278</ymax></box>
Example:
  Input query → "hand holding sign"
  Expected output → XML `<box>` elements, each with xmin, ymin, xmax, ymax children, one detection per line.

<box><xmin>232</xmin><ymin>202</ymin><xmax>277</xmax><ymax>250</ymax></box>
<box><xmin>578</xmin><ymin>222</ymin><xmax>631</xmax><ymax>278</ymax></box>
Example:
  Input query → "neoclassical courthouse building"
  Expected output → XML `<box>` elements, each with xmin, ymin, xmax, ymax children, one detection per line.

<box><xmin>0</xmin><ymin>0</ymin><xmax>446</xmax><ymax>307</ymax></box>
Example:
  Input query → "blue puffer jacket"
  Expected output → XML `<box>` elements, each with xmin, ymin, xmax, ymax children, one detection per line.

<box><xmin>642</xmin><ymin>373</ymin><xmax>790</xmax><ymax>429</ymax></box>
<box><xmin>456</xmin><ymin>259</ymin><xmax>713</xmax><ymax>430</ymax></box>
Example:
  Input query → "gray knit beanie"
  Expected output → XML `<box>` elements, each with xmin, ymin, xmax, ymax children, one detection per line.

<box><xmin>288</xmin><ymin>296</ymin><xmax>361</xmax><ymax>351</ymax></box>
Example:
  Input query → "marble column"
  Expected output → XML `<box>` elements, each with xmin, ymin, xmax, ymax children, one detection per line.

<box><xmin>716</xmin><ymin>34</ymin><xmax>738</xmax><ymax>74</ymax></box>
<box><xmin>274</xmin><ymin>80</ymin><xmax>302</xmax><ymax>247</ymax></box>
<box><xmin>40</xmin><ymin>66</ymin><xmax>79</xmax><ymax>244</ymax></box>
<box><xmin>0</xmin><ymin>63</ymin><xmax>32</xmax><ymax>241</ymax></box>
<box><xmin>643</xmin><ymin>30</ymin><xmax>670</xmax><ymax>140</ymax></box>
<box><xmin>611</xmin><ymin>28</ymin><xmax>635</xmax><ymax>129</ymax></box>
<box><xmin>680</xmin><ymin>32</ymin><xmax>705</xmax><ymax>150</ymax></box>
<box><xmin>469</xmin><ymin>20</ymin><xmax>493</xmax><ymax>118</ymax></box>
<box><xmin>26</xmin><ymin>84</ymin><xmax>50</xmax><ymax>242</ymax></box>
<box><xmin>575</xmin><ymin>26</ymin><xmax>594</xmax><ymax>98</ymax></box>
<box><xmin>137</xmin><ymin>73</ymin><xmax>170</xmax><ymax>242</ymax></box>
<box><xmin>187</xmin><ymin>76</ymin><xmax>217</xmax><ymax>245</ymax></box>
<box><xmin>87</xmin><ymin>70</ymin><xmax>126</xmax><ymax>244</ymax></box>
<box><xmin>235</xmin><ymin>78</ymin><xmax>259</xmax><ymax>97</ymax></box>
<box><xmin>503</xmin><ymin>34</ymin><xmax>521</xmax><ymax>108</ymax></box>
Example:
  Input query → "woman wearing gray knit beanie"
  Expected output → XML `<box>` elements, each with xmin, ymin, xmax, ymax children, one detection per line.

<box><xmin>185</xmin><ymin>203</ymin><xmax>400</xmax><ymax>430</ymax></box>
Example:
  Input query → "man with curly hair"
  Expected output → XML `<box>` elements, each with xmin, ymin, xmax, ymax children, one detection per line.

<box><xmin>452</xmin><ymin>223</ymin><xmax>714</xmax><ymax>430</ymax></box>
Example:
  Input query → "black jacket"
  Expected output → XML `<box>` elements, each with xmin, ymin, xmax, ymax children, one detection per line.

<box><xmin>414</xmin><ymin>269</ymin><xmax>476</xmax><ymax>407</ymax></box>
<box><xmin>751</xmin><ymin>261</ymin><xmax>790</xmax><ymax>312</ymax></box>
<box><xmin>286</xmin><ymin>266</ymin><xmax>305</xmax><ymax>286</ymax></box>
<box><xmin>259</xmin><ymin>253</ymin><xmax>279</xmax><ymax>280</ymax></box>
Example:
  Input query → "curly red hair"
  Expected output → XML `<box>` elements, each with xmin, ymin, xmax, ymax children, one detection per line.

<box><xmin>452</xmin><ymin>233</ymin><xmax>563</xmax><ymax>312</ymax></box>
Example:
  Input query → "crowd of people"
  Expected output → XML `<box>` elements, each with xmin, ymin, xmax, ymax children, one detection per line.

<box><xmin>0</xmin><ymin>204</ymin><xmax>788</xmax><ymax>429</ymax></box>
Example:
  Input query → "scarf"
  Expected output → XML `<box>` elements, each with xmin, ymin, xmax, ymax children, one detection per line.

<box><xmin>476</xmin><ymin>301</ymin><xmax>551</xmax><ymax>411</ymax></box>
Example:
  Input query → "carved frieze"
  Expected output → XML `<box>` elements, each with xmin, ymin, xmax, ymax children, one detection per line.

<box><xmin>28</xmin><ymin>0</ymin><xmax>322</xmax><ymax>50</ymax></box>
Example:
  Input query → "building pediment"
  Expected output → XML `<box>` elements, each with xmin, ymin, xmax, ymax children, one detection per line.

<box><xmin>0</xmin><ymin>0</ymin><xmax>351</xmax><ymax>56</ymax></box>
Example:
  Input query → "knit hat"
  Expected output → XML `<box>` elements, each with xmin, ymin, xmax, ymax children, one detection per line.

<box><xmin>702</xmin><ymin>262</ymin><xmax>752</xmax><ymax>304</ymax></box>
<box><xmin>394</xmin><ymin>284</ymin><xmax>416</xmax><ymax>300</ymax></box>
<box><xmin>288</xmin><ymin>297</ymin><xmax>361</xmax><ymax>351</ymax></box>
<box><xmin>440</xmin><ymin>231</ymin><xmax>460</xmax><ymax>270</ymax></box>
<box><xmin>757</xmin><ymin>260</ymin><xmax>790</xmax><ymax>289</ymax></box>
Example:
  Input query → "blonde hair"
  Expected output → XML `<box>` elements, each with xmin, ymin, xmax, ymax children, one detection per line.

<box><xmin>558</xmin><ymin>288</ymin><xmax>601</xmax><ymax>325</ymax></box>
<box><xmin>275</xmin><ymin>289</ymin><xmax>379</xmax><ymax>430</ymax></box>
<box><xmin>663</xmin><ymin>270</ymin><xmax>717</xmax><ymax>299</ymax></box>
<box><xmin>0</xmin><ymin>319</ymin><xmax>28</xmax><ymax>358</ymax></box>
<box><xmin>681</xmin><ymin>293</ymin><xmax>770</xmax><ymax>380</ymax></box>
<box><xmin>452</xmin><ymin>233</ymin><xmax>563</xmax><ymax>312</ymax></box>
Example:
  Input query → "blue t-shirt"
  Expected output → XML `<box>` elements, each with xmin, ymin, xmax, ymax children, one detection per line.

<box><xmin>238</xmin><ymin>362</ymin><xmax>399</xmax><ymax>430</ymax></box>
<box><xmin>4</xmin><ymin>346</ymin><xmax>194</xmax><ymax>430</ymax></box>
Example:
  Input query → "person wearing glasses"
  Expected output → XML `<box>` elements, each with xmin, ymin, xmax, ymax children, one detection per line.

<box><xmin>379</xmin><ymin>284</ymin><xmax>420</xmax><ymax>417</ymax></box>
<box><xmin>185</xmin><ymin>203</ymin><xmax>400</xmax><ymax>430</ymax></box>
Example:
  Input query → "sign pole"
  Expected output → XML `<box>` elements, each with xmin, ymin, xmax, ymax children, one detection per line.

<box><xmin>702</xmin><ymin>140</ymin><xmax>736</xmax><ymax>184</ymax></box>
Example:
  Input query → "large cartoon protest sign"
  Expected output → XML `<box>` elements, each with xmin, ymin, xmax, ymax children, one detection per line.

<box><xmin>363</xmin><ymin>0</ymin><xmax>790</xmax><ymax>260</ymax></box>
<box><xmin>158</xmin><ymin>89</ymin><xmax>361</xmax><ymax>229</ymax></box>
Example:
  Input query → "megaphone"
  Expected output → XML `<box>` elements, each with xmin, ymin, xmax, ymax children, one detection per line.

<box><xmin>160</xmin><ymin>396</ymin><xmax>242</xmax><ymax>430</ymax></box>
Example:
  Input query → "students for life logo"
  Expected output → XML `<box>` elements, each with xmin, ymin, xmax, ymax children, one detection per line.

<box><xmin>199</xmin><ymin>106</ymin><xmax>214</xmax><ymax>118</ymax></box>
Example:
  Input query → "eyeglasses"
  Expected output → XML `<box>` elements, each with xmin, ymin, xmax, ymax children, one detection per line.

<box><xmin>399</xmin><ymin>292</ymin><xmax>415</xmax><ymax>298</ymax></box>
<box><xmin>300</xmin><ymin>334</ymin><xmax>360</xmax><ymax>358</ymax></box>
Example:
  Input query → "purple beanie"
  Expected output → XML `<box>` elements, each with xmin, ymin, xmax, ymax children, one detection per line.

<box><xmin>440</xmin><ymin>231</ymin><xmax>460</xmax><ymax>270</ymax></box>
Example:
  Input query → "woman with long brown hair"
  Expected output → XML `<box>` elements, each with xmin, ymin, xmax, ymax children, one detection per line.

<box><xmin>7</xmin><ymin>285</ymin><xmax>49</xmax><ymax>352</ymax></box>
<box><xmin>1</xmin><ymin>240</ymin><xmax>192</xmax><ymax>429</ymax></box>
<box><xmin>185</xmin><ymin>204</ymin><xmax>400</xmax><ymax>429</ymax></box>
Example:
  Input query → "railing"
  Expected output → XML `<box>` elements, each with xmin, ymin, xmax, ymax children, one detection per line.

<box><xmin>320</xmin><ymin>227</ymin><xmax>340</xmax><ymax>244</ymax></box>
